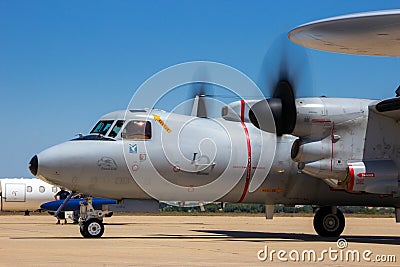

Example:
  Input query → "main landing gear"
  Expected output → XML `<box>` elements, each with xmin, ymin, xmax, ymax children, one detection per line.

<box><xmin>78</xmin><ymin>197</ymin><xmax>107</xmax><ymax>238</ymax></box>
<box><xmin>313</xmin><ymin>206</ymin><xmax>345</xmax><ymax>237</ymax></box>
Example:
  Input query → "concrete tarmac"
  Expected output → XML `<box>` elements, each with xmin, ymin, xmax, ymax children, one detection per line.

<box><xmin>0</xmin><ymin>214</ymin><xmax>399</xmax><ymax>266</ymax></box>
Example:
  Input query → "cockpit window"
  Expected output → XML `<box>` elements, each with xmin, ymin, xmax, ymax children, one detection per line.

<box><xmin>109</xmin><ymin>120</ymin><xmax>125</xmax><ymax>138</ymax></box>
<box><xmin>122</xmin><ymin>121</ymin><xmax>152</xmax><ymax>140</ymax></box>
<box><xmin>91</xmin><ymin>120</ymin><xmax>114</xmax><ymax>135</ymax></box>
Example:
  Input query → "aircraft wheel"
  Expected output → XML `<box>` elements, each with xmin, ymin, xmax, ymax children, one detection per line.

<box><xmin>313</xmin><ymin>207</ymin><xmax>345</xmax><ymax>237</ymax></box>
<box><xmin>80</xmin><ymin>218</ymin><xmax>104</xmax><ymax>238</ymax></box>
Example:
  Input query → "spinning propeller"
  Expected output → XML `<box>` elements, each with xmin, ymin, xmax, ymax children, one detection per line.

<box><xmin>249</xmin><ymin>34</ymin><xmax>314</xmax><ymax>135</ymax></box>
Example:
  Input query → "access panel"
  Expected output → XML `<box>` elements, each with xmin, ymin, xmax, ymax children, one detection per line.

<box><xmin>5</xmin><ymin>183</ymin><xmax>26</xmax><ymax>202</ymax></box>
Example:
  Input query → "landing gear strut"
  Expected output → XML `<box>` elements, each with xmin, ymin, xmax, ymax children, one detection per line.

<box><xmin>313</xmin><ymin>206</ymin><xmax>345</xmax><ymax>237</ymax></box>
<box><xmin>78</xmin><ymin>197</ymin><xmax>106</xmax><ymax>238</ymax></box>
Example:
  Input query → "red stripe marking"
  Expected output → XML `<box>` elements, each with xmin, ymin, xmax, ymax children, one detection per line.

<box><xmin>240</xmin><ymin>99</ymin><xmax>245</xmax><ymax>122</ymax></box>
<box><xmin>238</xmin><ymin>100</ymin><xmax>252</xmax><ymax>203</ymax></box>
<box><xmin>311</xmin><ymin>119</ymin><xmax>331</xmax><ymax>123</ymax></box>
<box><xmin>348</xmin><ymin>166</ymin><xmax>355</xmax><ymax>191</ymax></box>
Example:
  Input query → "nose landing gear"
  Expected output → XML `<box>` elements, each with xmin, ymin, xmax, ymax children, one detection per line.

<box><xmin>78</xmin><ymin>197</ymin><xmax>107</xmax><ymax>238</ymax></box>
<box><xmin>313</xmin><ymin>206</ymin><xmax>345</xmax><ymax>237</ymax></box>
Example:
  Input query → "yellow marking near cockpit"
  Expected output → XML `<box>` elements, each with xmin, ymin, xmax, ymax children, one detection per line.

<box><xmin>153</xmin><ymin>114</ymin><xmax>172</xmax><ymax>133</ymax></box>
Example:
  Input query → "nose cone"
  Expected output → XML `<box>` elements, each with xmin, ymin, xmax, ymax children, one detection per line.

<box><xmin>29</xmin><ymin>155</ymin><xmax>38</xmax><ymax>176</ymax></box>
<box><xmin>40</xmin><ymin>200</ymin><xmax>57</xmax><ymax>211</ymax></box>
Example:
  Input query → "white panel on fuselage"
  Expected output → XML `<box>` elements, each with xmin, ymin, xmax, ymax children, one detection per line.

<box><xmin>5</xmin><ymin>183</ymin><xmax>26</xmax><ymax>202</ymax></box>
<box><xmin>289</xmin><ymin>10</ymin><xmax>400</xmax><ymax>56</ymax></box>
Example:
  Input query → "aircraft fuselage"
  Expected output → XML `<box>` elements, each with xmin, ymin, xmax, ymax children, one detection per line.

<box><xmin>30</xmin><ymin>98</ymin><xmax>400</xmax><ymax>208</ymax></box>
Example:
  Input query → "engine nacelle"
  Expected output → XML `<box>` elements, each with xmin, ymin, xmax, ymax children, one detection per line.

<box><xmin>248</xmin><ymin>97</ymin><xmax>368</xmax><ymax>139</ymax></box>
<box><xmin>222</xmin><ymin>99</ymin><xmax>277</xmax><ymax>133</ymax></box>
<box><xmin>291</xmin><ymin>138</ymin><xmax>332</xmax><ymax>163</ymax></box>
<box><xmin>292</xmin><ymin>97</ymin><xmax>367</xmax><ymax>139</ymax></box>
<box><xmin>300</xmin><ymin>158</ymin><xmax>345</xmax><ymax>181</ymax></box>
<box><xmin>221</xmin><ymin>100</ymin><xmax>259</xmax><ymax>123</ymax></box>
<box><xmin>346</xmin><ymin>160</ymin><xmax>399</xmax><ymax>195</ymax></box>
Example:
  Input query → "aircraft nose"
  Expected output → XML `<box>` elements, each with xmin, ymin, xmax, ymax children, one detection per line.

<box><xmin>29</xmin><ymin>155</ymin><xmax>38</xmax><ymax>176</ymax></box>
<box><xmin>40</xmin><ymin>201</ymin><xmax>53</xmax><ymax>211</ymax></box>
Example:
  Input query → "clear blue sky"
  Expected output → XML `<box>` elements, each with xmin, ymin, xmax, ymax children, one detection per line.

<box><xmin>1</xmin><ymin>0</ymin><xmax>400</xmax><ymax>177</ymax></box>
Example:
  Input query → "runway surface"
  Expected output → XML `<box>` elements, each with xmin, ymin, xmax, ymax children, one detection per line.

<box><xmin>0</xmin><ymin>214</ymin><xmax>398</xmax><ymax>266</ymax></box>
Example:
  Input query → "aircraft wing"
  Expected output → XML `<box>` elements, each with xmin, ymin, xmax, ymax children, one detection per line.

<box><xmin>369</xmin><ymin>97</ymin><xmax>400</xmax><ymax>120</ymax></box>
<box><xmin>289</xmin><ymin>10</ymin><xmax>400</xmax><ymax>56</ymax></box>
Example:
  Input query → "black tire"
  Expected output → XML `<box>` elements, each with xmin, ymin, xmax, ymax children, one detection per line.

<box><xmin>313</xmin><ymin>207</ymin><xmax>345</xmax><ymax>237</ymax></box>
<box><xmin>80</xmin><ymin>218</ymin><xmax>104</xmax><ymax>238</ymax></box>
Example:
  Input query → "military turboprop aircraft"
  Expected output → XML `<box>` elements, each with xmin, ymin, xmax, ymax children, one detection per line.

<box><xmin>29</xmin><ymin>10</ymin><xmax>400</xmax><ymax>238</ymax></box>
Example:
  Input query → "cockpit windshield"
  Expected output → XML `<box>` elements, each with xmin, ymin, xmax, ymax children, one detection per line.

<box><xmin>90</xmin><ymin>120</ymin><xmax>114</xmax><ymax>135</ymax></box>
<box><xmin>109</xmin><ymin>120</ymin><xmax>125</xmax><ymax>138</ymax></box>
<box><xmin>72</xmin><ymin>119</ymin><xmax>126</xmax><ymax>141</ymax></box>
